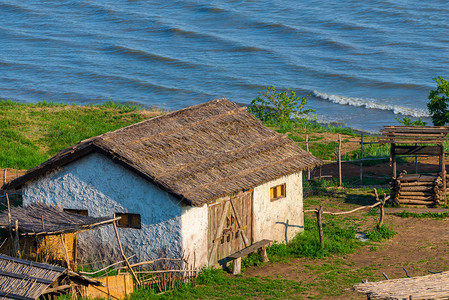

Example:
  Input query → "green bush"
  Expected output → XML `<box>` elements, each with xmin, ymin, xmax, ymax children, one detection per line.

<box><xmin>248</xmin><ymin>86</ymin><xmax>314</xmax><ymax>129</ymax></box>
<box><xmin>428</xmin><ymin>76</ymin><xmax>449</xmax><ymax>126</ymax></box>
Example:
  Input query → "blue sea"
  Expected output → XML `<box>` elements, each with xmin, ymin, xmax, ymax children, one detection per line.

<box><xmin>1</xmin><ymin>0</ymin><xmax>448</xmax><ymax>132</ymax></box>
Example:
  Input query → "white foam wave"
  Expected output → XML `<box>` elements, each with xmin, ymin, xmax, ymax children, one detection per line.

<box><xmin>313</xmin><ymin>90</ymin><xmax>430</xmax><ymax>118</ymax></box>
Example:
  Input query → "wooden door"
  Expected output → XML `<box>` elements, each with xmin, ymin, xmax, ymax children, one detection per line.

<box><xmin>208</xmin><ymin>190</ymin><xmax>253</xmax><ymax>266</ymax></box>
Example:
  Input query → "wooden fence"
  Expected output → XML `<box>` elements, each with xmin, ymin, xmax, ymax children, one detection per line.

<box><xmin>304</xmin><ymin>189</ymin><xmax>389</xmax><ymax>248</ymax></box>
<box><xmin>301</xmin><ymin>134</ymin><xmax>436</xmax><ymax>187</ymax></box>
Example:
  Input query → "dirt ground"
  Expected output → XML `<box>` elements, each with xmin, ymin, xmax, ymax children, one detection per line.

<box><xmin>242</xmin><ymin>185</ymin><xmax>449</xmax><ymax>299</ymax></box>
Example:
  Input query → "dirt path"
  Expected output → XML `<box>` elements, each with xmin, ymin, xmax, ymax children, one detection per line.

<box><xmin>242</xmin><ymin>202</ymin><xmax>449</xmax><ymax>299</ymax></box>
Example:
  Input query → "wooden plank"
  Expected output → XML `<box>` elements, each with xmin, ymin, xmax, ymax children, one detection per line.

<box><xmin>208</xmin><ymin>201</ymin><xmax>230</xmax><ymax>263</ymax></box>
<box><xmin>393</xmin><ymin>145</ymin><xmax>442</xmax><ymax>156</ymax></box>
<box><xmin>228</xmin><ymin>239</ymin><xmax>271</xmax><ymax>259</ymax></box>
<box><xmin>230</xmin><ymin>198</ymin><xmax>249</xmax><ymax>248</ymax></box>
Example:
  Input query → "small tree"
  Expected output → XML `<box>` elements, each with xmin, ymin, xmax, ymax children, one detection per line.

<box><xmin>395</xmin><ymin>117</ymin><xmax>426</xmax><ymax>126</ymax></box>
<box><xmin>248</xmin><ymin>86</ymin><xmax>314</xmax><ymax>128</ymax></box>
<box><xmin>427</xmin><ymin>76</ymin><xmax>449</xmax><ymax>126</ymax></box>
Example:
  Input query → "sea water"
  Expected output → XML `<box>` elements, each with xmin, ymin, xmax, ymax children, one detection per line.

<box><xmin>1</xmin><ymin>0</ymin><xmax>448</xmax><ymax>132</ymax></box>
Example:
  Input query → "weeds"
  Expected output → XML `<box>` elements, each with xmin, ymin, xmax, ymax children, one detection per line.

<box><xmin>365</xmin><ymin>225</ymin><xmax>397</xmax><ymax>242</ymax></box>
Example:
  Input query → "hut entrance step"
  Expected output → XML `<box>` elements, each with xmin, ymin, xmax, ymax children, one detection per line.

<box><xmin>228</xmin><ymin>239</ymin><xmax>271</xmax><ymax>275</ymax></box>
<box><xmin>391</xmin><ymin>174</ymin><xmax>445</xmax><ymax>206</ymax></box>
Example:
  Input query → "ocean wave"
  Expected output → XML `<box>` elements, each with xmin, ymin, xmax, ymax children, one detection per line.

<box><xmin>313</xmin><ymin>91</ymin><xmax>430</xmax><ymax>118</ymax></box>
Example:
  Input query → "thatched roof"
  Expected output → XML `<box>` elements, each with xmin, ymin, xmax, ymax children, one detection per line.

<box><xmin>2</xmin><ymin>99</ymin><xmax>321</xmax><ymax>206</ymax></box>
<box><xmin>0</xmin><ymin>254</ymin><xmax>65</xmax><ymax>300</ymax></box>
<box><xmin>0</xmin><ymin>254</ymin><xmax>100</xmax><ymax>300</ymax></box>
<box><xmin>0</xmin><ymin>203</ymin><xmax>118</xmax><ymax>236</ymax></box>
<box><xmin>354</xmin><ymin>271</ymin><xmax>449</xmax><ymax>299</ymax></box>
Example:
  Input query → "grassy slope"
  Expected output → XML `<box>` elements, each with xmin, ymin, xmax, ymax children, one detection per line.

<box><xmin>0</xmin><ymin>100</ymin><xmax>164</xmax><ymax>169</ymax></box>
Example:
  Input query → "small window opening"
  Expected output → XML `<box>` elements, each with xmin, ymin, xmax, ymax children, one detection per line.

<box><xmin>270</xmin><ymin>183</ymin><xmax>286</xmax><ymax>201</ymax></box>
<box><xmin>115</xmin><ymin>213</ymin><xmax>141</xmax><ymax>229</ymax></box>
<box><xmin>63</xmin><ymin>209</ymin><xmax>88</xmax><ymax>216</ymax></box>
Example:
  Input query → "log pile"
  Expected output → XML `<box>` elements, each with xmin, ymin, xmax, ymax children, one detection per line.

<box><xmin>390</xmin><ymin>174</ymin><xmax>445</xmax><ymax>206</ymax></box>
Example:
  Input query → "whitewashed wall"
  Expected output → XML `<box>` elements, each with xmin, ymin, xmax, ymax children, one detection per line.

<box><xmin>22</xmin><ymin>153</ymin><xmax>184</xmax><ymax>262</ymax></box>
<box><xmin>252</xmin><ymin>172</ymin><xmax>303</xmax><ymax>243</ymax></box>
<box><xmin>181</xmin><ymin>204</ymin><xmax>208</xmax><ymax>268</ymax></box>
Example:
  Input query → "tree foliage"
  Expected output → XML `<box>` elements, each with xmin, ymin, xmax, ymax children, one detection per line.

<box><xmin>427</xmin><ymin>76</ymin><xmax>449</xmax><ymax>126</ymax></box>
<box><xmin>395</xmin><ymin>117</ymin><xmax>426</xmax><ymax>126</ymax></box>
<box><xmin>248</xmin><ymin>86</ymin><xmax>314</xmax><ymax>129</ymax></box>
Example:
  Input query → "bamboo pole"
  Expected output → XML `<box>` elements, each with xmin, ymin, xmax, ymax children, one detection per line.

<box><xmin>338</xmin><ymin>134</ymin><xmax>342</xmax><ymax>187</ymax></box>
<box><xmin>315</xmin><ymin>206</ymin><xmax>324</xmax><ymax>249</ymax></box>
<box><xmin>360</xmin><ymin>134</ymin><xmax>364</xmax><ymax>187</ymax></box>
<box><xmin>113</xmin><ymin>221</ymin><xmax>141</xmax><ymax>286</ymax></box>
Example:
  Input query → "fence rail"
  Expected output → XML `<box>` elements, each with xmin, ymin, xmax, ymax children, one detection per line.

<box><xmin>302</xmin><ymin>133</ymin><xmax>445</xmax><ymax>186</ymax></box>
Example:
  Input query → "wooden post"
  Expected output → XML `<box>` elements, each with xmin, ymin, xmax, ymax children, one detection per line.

<box><xmin>259</xmin><ymin>246</ymin><xmax>269</xmax><ymax>263</ymax></box>
<box><xmin>3</xmin><ymin>169</ymin><xmax>6</xmax><ymax>185</ymax></box>
<box><xmin>441</xmin><ymin>142</ymin><xmax>447</xmax><ymax>205</ymax></box>
<box><xmin>60</xmin><ymin>234</ymin><xmax>71</xmax><ymax>269</ymax></box>
<box><xmin>6</xmin><ymin>193</ymin><xmax>13</xmax><ymax>256</ymax></box>
<box><xmin>14</xmin><ymin>219</ymin><xmax>21</xmax><ymax>258</ymax></box>
<box><xmin>414</xmin><ymin>143</ymin><xmax>418</xmax><ymax>174</ymax></box>
<box><xmin>306</xmin><ymin>134</ymin><xmax>311</xmax><ymax>180</ymax></box>
<box><xmin>360</xmin><ymin>134</ymin><xmax>364</xmax><ymax>187</ymax></box>
<box><xmin>391</xmin><ymin>143</ymin><xmax>396</xmax><ymax>179</ymax></box>
<box><xmin>232</xmin><ymin>257</ymin><xmax>242</xmax><ymax>275</ymax></box>
<box><xmin>316</xmin><ymin>206</ymin><xmax>324</xmax><ymax>249</ymax></box>
<box><xmin>377</xmin><ymin>194</ymin><xmax>386</xmax><ymax>229</ymax></box>
<box><xmin>338</xmin><ymin>134</ymin><xmax>342</xmax><ymax>187</ymax></box>
<box><xmin>113</xmin><ymin>221</ymin><xmax>141</xmax><ymax>286</ymax></box>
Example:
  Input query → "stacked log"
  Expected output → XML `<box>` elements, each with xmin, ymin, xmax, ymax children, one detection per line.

<box><xmin>390</xmin><ymin>174</ymin><xmax>444</xmax><ymax>206</ymax></box>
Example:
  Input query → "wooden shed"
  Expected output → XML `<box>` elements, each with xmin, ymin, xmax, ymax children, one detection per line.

<box><xmin>380</xmin><ymin>126</ymin><xmax>449</xmax><ymax>206</ymax></box>
<box><xmin>2</xmin><ymin>99</ymin><xmax>322</xmax><ymax>267</ymax></box>
<box><xmin>0</xmin><ymin>203</ymin><xmax>118</xmax><ymax>269</ymax></box>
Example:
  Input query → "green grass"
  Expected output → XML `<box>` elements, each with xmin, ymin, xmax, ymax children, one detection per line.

<box><xmin>396</xmin><ymin>211</ymin><xmax>449</xmax><ymax>219</ymax></box>
<box><xmin>365</xmin><ymin>225</ymin><xmax>397</xmax><ymax>242</ymax></box>
<box><xmin>0</xmin><ymin>100</ymin><xmax>163</xmax><ymax>169</ymax></box>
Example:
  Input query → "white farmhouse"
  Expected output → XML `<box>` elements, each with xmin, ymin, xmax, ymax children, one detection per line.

<box><xmin>3</xmin><ymin>99</ymin><xmax>321</xmax><ymax>267</ymax></box>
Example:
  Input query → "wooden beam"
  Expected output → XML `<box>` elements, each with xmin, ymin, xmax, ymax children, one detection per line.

<box><xmin>393</xmin><ymin>145</ymin><xmax>442</xmax><ymax>156</ymax></box>
<box><xmin>0</xmin><ymin>254</ymin><xmax>65</xmax><ymax>272</ymax></box>
<box><xmin>0</xmin><ymin>291</ymin><xmax>34</xmax><ymax>300</ymax></box>
<box><xmin>0</xmin><ymin>269</ymin><xmax>54</xmax><ymax>284</ymax></box>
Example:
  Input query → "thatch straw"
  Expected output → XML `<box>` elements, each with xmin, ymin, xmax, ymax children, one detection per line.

<box><xmin>3</xmin><ymin>99</ymin><xmax>322</xmax><ymax>206</ymax></box>
<box><xmin>0</xmin><ymin>254</ymin><xmax>64</xmax><ymax>299</ymax></box>
<box><xmin>0</xmin><ymin>203</ymin><xmax>117</xmax><ymax>236</ymax></box>
<box><xmin>354</xmin><ymin>271</ymin><xmax>449</xmax><ymax>299</ymax></box>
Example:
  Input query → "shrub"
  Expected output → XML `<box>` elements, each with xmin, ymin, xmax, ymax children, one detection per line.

<box><xmin>248</xmin><ymin>86</ymin><xmax>314</xmax><ymax>129</ymax></box>
<box><xmin>427</xmin><ymin>76</ymin><xmax>449</xmax><ymax>126</ymax></box>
